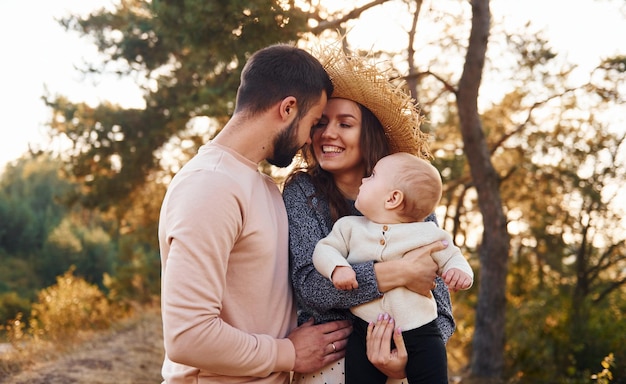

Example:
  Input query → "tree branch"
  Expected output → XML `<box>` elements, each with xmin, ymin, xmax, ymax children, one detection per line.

<box><xmin>593</xmin><ymin>276</ymin><xmax>626</xmax><ymax>304</ymax></box>
<box><xmin>309</xmin><ymin>0</ymin><xmax>392</xmax><ymax>35</ymax></box>
<box><xmin>403</xmin><ymin>69</ymin><xmax>457</xmax><ymax>95</ymax></box>
<box><xmin>490</xmin><ymin>87</ymin><xmax>578</xmax><ymax>154</ymax></box>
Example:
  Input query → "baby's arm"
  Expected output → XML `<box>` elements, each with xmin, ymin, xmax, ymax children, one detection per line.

<box><xmin>331</xmin><ymin>266</ymin><xmax>359</xmax><ymax>290</ymax></box>
<box><xmin>442</xmin><ymin>268</ymin><xmax>472</xmax><ymax>292</ymax></box>
<box><xmin>312</xmin><ymin>218</ymin><xmax>354</xmax><ymax>284</ymax></box>
<box><xmin>433</xmin><ymin>229</ymin><xmax>473</xmax><ymax>293</ymax></box>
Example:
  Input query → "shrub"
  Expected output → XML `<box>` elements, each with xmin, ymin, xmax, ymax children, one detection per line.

<box><xmin>0</xmin><ymin>292</ymin><xmax>31</xmax><ymax>337</ymax></box>
<box><xmin>28</xmin><ymin>266</ymin><xmax>112</xmax><ymax>342</ymax></box>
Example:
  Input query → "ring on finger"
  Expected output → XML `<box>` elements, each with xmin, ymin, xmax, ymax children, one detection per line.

<box><xmin>331</xmin><ymin>342</ymin><xmax>336</xmax><ymax>352</ymax></box>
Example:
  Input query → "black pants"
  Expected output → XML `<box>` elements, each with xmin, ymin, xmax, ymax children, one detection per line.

<box><xmin>345</xmin><ymin>317</ymin><xmax>448</xmax><ymax>384</ymax></box>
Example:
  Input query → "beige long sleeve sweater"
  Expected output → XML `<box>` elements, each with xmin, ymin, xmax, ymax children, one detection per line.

<box><xmin>159</xmin><ymin>143</ymin><xmax>296</xmax><ymax>383</ymax></box>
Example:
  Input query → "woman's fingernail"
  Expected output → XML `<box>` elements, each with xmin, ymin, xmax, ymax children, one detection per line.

<box><xmin>378</xmin><ymin>313</ymin><xmax>383</xmax><ymax>320</ymax></box>
<box><xmin>442</xmin><ymin>240</ymin><xmax>449</xmax><ymax>247</ymax></box>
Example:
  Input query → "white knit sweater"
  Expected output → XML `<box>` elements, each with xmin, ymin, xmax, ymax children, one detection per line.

<box><xmin>313</xmin><ymin>216</ymin><xmax>473</xmax><ymax>330</ymax></box>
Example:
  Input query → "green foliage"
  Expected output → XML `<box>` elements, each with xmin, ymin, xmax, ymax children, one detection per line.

<box><xmin>0</xmin><ymin>156</ymin><xmax>73</xmax><ymax>256</ymax></box>
<box><xmin>0</xmin><ymin>156</ymin><xmax>78</xmax><ymax>295</ymax></box>
<box><xmin>0</xmin><ymin>250</ymin><xmax>39</xmax><ymax>296</ymax></box>
<box><xmin>38</xmin><ymin>216</ymin><xmax>116</xmax><ymax>288</ymax></box>
<box><xmin>0</xmin><ymin>154</ymin><xmax>158</xmax><ymax>328</ymax></box>
<box><xmin>103</xmin><ymin>177</ymin><xmax>164</xmax><ymax>304</ymax></box>
<box><xmin>1</xmin><ymin>154</ymin><xmax>126</xmax><ymax>279</ymax></box>
<box><xmin>505</xmin><ymin>288</ymin><xmax>625</xmax><ymax>383</ymax></box>
<box><xmin>0</xmin><ymin>155</ymin><xmax>164</xmax><ymax>375</ymax></box>
<box><xmin>591</xmin><ymin>353</ymin><xmax>615</xmax><ymax>384</ymax></box>
<box><xmin>0</xmin><ymin>198</ymin><xmax>37</xmax><ymax>254</ymax></box>
<box><xmin>481</xmin><ymin>37</ymin><xmax>626</xmax><ymax>381</ymax></box>
<box><xmin>105</xmin><ymin>238</ymin><xmax>160</xmax><ymax>305</ymax></box>
<box><xmin>52</xmin><ymin>0</ymin><xmax>310</xmax><ymax>208</ymax></box>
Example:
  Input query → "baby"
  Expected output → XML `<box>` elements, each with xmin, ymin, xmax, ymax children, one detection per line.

<box><xmin>313</xmin><ymin>152</ymin><xmax>473</xmax><ymax>384</ymax></box>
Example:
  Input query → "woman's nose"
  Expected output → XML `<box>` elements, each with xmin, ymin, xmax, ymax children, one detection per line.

<box><xmin>320</xmin><ymin>122</ymin><xmax>338</xmax><ymax>138</ymax></box>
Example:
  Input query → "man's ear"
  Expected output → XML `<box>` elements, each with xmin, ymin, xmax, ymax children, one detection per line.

<box><xmin>279</xmin><ymin>96</ymin><xmax>297</xmax><ymax>121</ymax></box>
<box><xmin>385</xmin><ymin>190</ymin><xmax>404</xmax><ymax>209</ymax></box>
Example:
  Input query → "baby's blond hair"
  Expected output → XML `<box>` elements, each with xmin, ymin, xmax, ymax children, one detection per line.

<box><xmin>388</xmin><ymin>153</ymin><xmax>442</xmax><ymax>222</ymax></box>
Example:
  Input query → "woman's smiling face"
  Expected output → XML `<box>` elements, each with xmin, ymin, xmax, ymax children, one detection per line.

<box><xmin>312</xmin><ymin>98</ymin><xmax>365</xmax><ymax>178</ymax></box>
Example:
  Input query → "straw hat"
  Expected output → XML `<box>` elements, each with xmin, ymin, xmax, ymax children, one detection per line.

<box><xmin>315</xmin><ymin>43</ymin><xmax>431</xmax><ymax>158</ymax></box>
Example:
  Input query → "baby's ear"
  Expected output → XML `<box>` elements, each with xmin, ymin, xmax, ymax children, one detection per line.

<box><xmin>385</xmin><ymin>190</ymin><xmax>404</xmax><ymax>209</ymax></box>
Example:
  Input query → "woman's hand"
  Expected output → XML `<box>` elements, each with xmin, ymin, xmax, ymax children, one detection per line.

<box><xmin>366</xmin><ymin>313</ymin><xmax>407</xmax><ymax>379</ymax></box>
<box><xmin>401</xmin><ymin>241</ymin><xmax>444</xmax><ymax>296</ymax></box>
<box><xmin>374</xmin><ymin>240</ymin><xmax>447</xmax><ymax>295</ymax></box>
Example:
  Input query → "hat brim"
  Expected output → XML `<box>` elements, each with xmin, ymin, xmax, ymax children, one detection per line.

<box><xmin>316</xmin><ymin>44</ymin><xmax>430</xmax><ymax>158</ymax></box>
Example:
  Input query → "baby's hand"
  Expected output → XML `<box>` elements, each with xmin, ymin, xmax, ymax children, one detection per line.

<box><xmin>442</xmin><ymin>268</ymin><xmax>472</xmax><ymax>292</ymax></box>
<box><xmin>331</xmin><ymin>266</ymin><xmax>359</xmax><ymax>290</ymax></box>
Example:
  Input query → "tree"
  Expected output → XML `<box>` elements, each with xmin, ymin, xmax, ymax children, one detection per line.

<box><xmin>0</xmin><ymin>156</ymin><xmax>73</xmax><ymax>256</ymax></box>
<box><xmin>0</xmin><ymin>156</ymin><xmax>118</xmax><ymax>295</ymax></box>
<box><xmin>50</xmin><ymin>0</ymin><xmax>312</xmax><ymax>210</ymax></box>
<box><xmin>503</xmin><ymin>79</ymin><xmax>626</xmax><ymax>379</ymax></box>
<box><xmin>393</xmin><ymin>0</ymin><xmax>508</xmax><ymax>378</ymax></box>
<box><xmin>456</xmin><ymin>1</ymin><xmax>510</xmax><ymax>380</ymax></box>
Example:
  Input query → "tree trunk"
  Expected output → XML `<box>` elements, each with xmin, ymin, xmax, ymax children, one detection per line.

<box><xmin>456</xmin><ymin>0</ymin><xmax>510</xmax><ymax>380</ymax></box>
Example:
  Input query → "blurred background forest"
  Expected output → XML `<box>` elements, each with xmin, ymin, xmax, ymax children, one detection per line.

<box><xmin>0</xmin><ymin>0</ymin><xmax>625</xmax><ymax>383</ymax></box>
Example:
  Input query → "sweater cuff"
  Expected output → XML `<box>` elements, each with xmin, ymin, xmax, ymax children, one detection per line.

<box><xmin>353</xmin><ymin>260</ymin><xmax>383</xmax><ymax>297</ymax></box>
<box><xmin>275</xmin><ymin>337</ymin><xmax>297</xmax><ymax>372</ymax></box>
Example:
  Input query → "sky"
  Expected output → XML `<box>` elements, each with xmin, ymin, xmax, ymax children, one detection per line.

<box><xmin>0</xmin><ymin>0</ymin><xmax>625</xmax><ymax>170</ymax></box>
<box><xmin>0</xmin><ymin>0</ymin><xmax>143</xmax><ymax>170</ymax></box>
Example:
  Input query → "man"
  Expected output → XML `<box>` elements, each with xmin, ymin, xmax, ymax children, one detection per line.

<box><xmin>158</xmin><ymin>44</ymin><xmax>352</xmax><ymax>383</ymax></box>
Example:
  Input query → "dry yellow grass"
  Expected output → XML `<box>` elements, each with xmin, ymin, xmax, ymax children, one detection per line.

<box><xmin>0</xmin><ymin>307</ymin><xmax>164</xmax><ymax>384</ymax></box>
<box><xmin>0</xmin><ymin>306</ymin><xmax>473</xmax><ymax>383</ymax></box>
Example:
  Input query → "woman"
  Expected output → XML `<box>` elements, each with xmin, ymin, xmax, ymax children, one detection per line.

<box><xmin>283</xmin><ymin>45</ymin><xmax>455</xmax><ymax>383</ymax></box>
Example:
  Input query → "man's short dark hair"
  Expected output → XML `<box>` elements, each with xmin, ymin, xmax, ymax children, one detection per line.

<box><xmin>235</xmin><ymin>44</ymin><xmax>333</xmax><ymax>116</ymax></box>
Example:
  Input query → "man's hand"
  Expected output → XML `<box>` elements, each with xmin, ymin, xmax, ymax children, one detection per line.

<box><xmin>288</xmin><ymin>319</ymin><xmax>352</xmax><ymax>373</ymax></box>
<box><xmin>366</xmin><ymin>313</ymin><xmax>407</xmax><ymax>379</ymax></box>
<box><xmin>331</xmin><ymin>266</ymin><xmax>358</xmax><ymax>290</ymax></box>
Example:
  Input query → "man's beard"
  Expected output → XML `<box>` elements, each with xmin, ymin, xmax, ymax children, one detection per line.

<box><xmin>267</xmin><ymin>116</ymin><xmax>302</xmax><ymax>168</ymax></box>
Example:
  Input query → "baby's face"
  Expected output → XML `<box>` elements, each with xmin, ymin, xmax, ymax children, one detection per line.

<box><xmin>355</xmin><ymin>156</ymin><xmax>397</xmax><ymax>216</ymax></box>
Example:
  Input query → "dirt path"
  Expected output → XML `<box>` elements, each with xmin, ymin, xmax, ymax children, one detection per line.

<box><xmin>0</xmin><ymin>310</ymin><xmax>164</xmax><ymax>384</ymax></box>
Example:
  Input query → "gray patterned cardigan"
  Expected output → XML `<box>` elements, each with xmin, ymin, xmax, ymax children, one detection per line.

<box><xmin>282</xmin><ymin>172</ymin><xmax>456</xmax><ymax>343</ymax></box>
